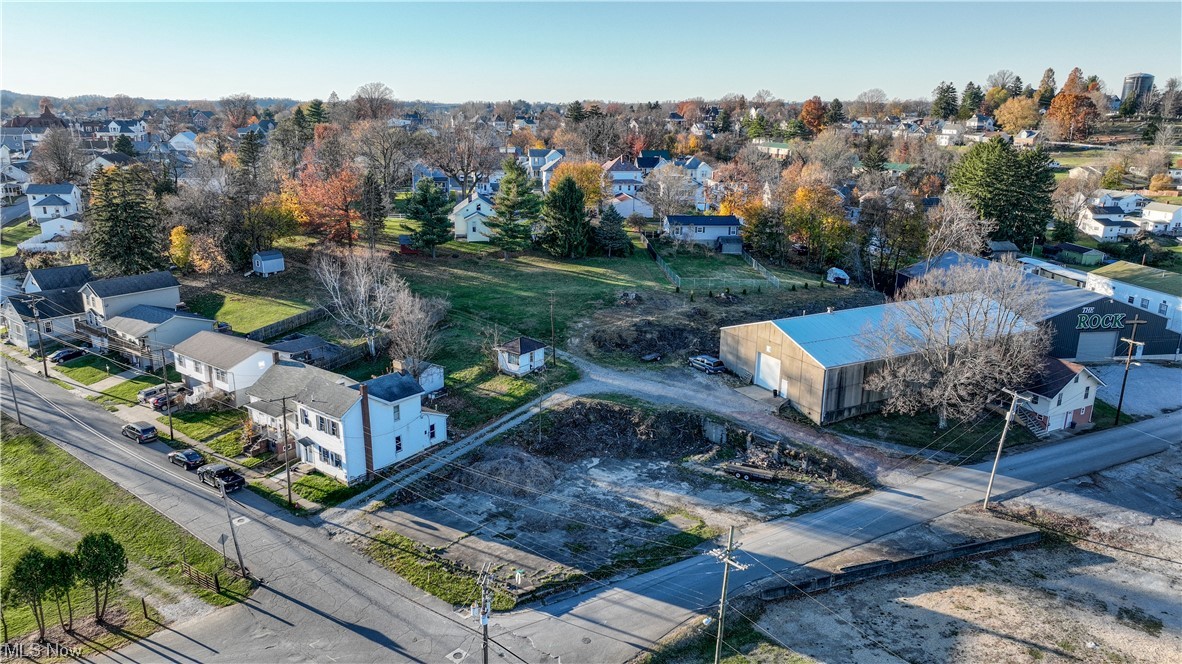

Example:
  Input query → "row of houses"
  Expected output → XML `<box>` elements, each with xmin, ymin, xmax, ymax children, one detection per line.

<box><xmin>1075</xmin><ymin>189</ymin><xmax>1182</xmax><ymax>240</ymax></box>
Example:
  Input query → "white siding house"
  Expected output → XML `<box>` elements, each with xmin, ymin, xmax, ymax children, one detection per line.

<box><xmin>1140</xmin><ymin>202</ymin><xmax>1182</xmax><ymax>234</ymax></box>
<box><xmin>1018</xmin><ymin>358</ymin><xmax>1104</xmax><ymax>435</ymax></box>
<box><xmin>610</xmin><ymin>193</ymin><xmax>654</xmax><ymax>218</ymax></box>
<box><xmin>494</xmin><ymin>336</ymin><xmax>547</xmax><ymax>377</ymax></box>
<box><xmin>26</xmin><ymin>183</ymin><xmax>80</xmax><ymax>221</ymax></box>
<box><xmin>172</xmin><ymin>331</ymin><xmax>276</xmax><ymax>405</ymax></box>
<box><xmin>450</xmin><ymin>193</ymin><xmax>496</xmax><ymax>242</ymax></box>
<box><xmin>663</xmin><ymin>215</ymin><xmax>742</xmax><ymax>244</ymax></box>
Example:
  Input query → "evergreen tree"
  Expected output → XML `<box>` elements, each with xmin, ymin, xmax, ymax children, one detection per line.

<box><xmin>356</xmin><ymin>170</ymin><xmax>387</xmax><ymax>250</ymax></box>
<box><xmin>487</xmin><ymin>157</ymin><xmax>541</xmax><ymax>258</ymax></box>
<box><xmin>306</xmin><ymin>98</ymin><xmax>327</xmax><ymax>124</ymax></box>
<box><xmin>565</xmin><ymin>100</ymin><xmax>587</xmax><ymax>123</ymax></box>
<box><xmin>740</xmin><ymin>206</ymin><xmax>786</xmax><ymax>260</ymax></box>
<box><xmin>714</xmin><ymin>107</ymin><xmax>732</xmax><ymax>133</ymax></box>
<box><xmin>958</xmin><ymin>82</ymin><xmax>984</xmax><ymax>119</ymax></box>
<box><xmin>824</xmin><ymin>98</ymin><xmax>847</xmax><ymax>125</ymax></box>
<box><xmin>45</xmin><ymin>551</ymin><xmax>77</xmax><ymax>632</ymax></box>
<box><xmin>948</xmin><ymin>138</ymin><xmax>1054</xmax><ymax>248</ymax></box>
<box><xmin>9</xmin><ymin>547</ymin><xmax>51</xmax><ymax>641</ymax></box>
<box><xmin>84</xmin><ymin>166</ymin><xmax>167</xmax><ymax>276</ymax></box>
<box><xmin>1050</xmin><ymin>217</ymin><xmax>1077</xmax><ymax>243</ymax></box>
<box><xmin>930</xmin><ymin>82</ymin><xmax>959</xmax><ymax>119</ymax></box>
<box><xmin>113</xmin><ymin>135</ymin><xmax>137</xmax><ymax>156</ymax></box>
<box><xmin>1118</xmin><ymin>95</ymin><xmax>1138</xmax><ymax>117</ymax></box>
<box><xmin>539</xmin><ymin>177</ymin><xmax>592</xmax><ymax>259</ymax></box>
<box><xmin>782</xmin><ymin>119</ymin><xmax>809</xmax><ymax>139</ymax></box>
<box><xmin>1007</xmin><ymin>76</ymin><xmax>1024</xmax><ymax>98</ymax></box>
<box><xmin>1037</xmin><ymin>68</ymin><xmax>1057</xmax><ymax>108</ymax></box>
<box><xmin>862</xmin><ymin>141</ymin><xmax>887</xmax><ymax>171</ymax></box>
<box><xmin>237</xmin><ymin>130</ymin><xmax>263</xmax><ymax>176</ymax></box>
<box><xmin>595</xmin><ymin>206</ymin><xmax>631</xmax><ymax>257</ymax></box>
<box><xmin>587</xmin><ymin>104</ymin><xmax>603</xmax><ymax>118</ymax></box>
<box><xmin>407</xmin><ymin>179</ymin><xmax>453</xmax><ymax>258</ymax></box>
<box><xmin>292</xmin><ymin>106</ymin><xmax>312</xmax><ymax>144</ymax></box>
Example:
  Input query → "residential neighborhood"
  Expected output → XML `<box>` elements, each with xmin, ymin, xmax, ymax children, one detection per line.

<box><xmin>0</xmin><ymin>3</ymin><xmax>1180</xmax><ymax>664</ymax></box>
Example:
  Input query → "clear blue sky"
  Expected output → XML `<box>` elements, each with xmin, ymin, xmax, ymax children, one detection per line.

<box><xmin>3</xmin><ymin>2</ymin><xmax>1179</xmax><ymax>103</ymax></box>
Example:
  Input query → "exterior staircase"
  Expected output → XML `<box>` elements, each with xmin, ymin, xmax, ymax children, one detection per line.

<box><xmin>1016</xmin><ymin>407</ymin><xmax>1050</xmax><ymax>439</ymax></box>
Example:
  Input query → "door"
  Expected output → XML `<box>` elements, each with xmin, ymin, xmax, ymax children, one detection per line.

<box><xmin>1075</xmin><ymin>330</ymin><xmax>1118</xmax><ymax>361</ymax></box>
<box><xmin>755</xmin><ymin>353</ymin><xmax>781</xmax><ymax>391</ymax></box>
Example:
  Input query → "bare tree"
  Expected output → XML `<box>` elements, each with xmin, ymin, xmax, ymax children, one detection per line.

<box><xmin>645</xmin><ymin>163</ymin><xmax>697</xmax><ymax>220</ymax></box>
<box><xmin>219</xmin><ymin>93</ymin><xmax>257</xmax><ymax>129</ymax></box>
<box><xmin>429</xmin><ymin>124</ymin><xmax>499</xmax><ymax>198</ymax></box>
<box><xmin>108</xmin><ymin>94</ymin><xmax>138</xmax><ymax>118</ymax></box>
<box><xmin>807</xmin><ymin>128</ymin><xmax>857</xmax><ymax>182</ymax></box>
<box><xmin>30</xmin><ymin>128</ymin><xmax>89</xmax><ymax>184</ymax></box>
<box><xmin>1052</xmin><ymin>173</ymin><xmax>1099</xmax><ymax>223</ymax></box>
<box><xmin>852</xmin><ymin>88</ymin><xmax>887</xmax><ymax>118</ymax></box>
<box><xmin>863</xmin><ymin>260</ymin><xmax>1051</xmax><ymax>428</ymax></box>
<box><xmin>314</xmin><ymin>251</ymin><xmax>407</xmax><ymax>357</ymax></box>
<box><xmin>924</xmin><ymin>192</ymin><xmax>997</xmax><ymax>260</ymax></box>
<box><xmin>352</xmin><ymin>82</ymin><xmax>397</xmax><ymax>121</ymax></box>
<box><xmin>353</xmin><ymin>121</ymin><xmax>425</xmax><ymax>200</ymax></box>
<box><xmin>386</xmin><ymin>289</ymin><xmax>450</xmax><ymax>383</ymax></box>
<box><xmin>986</xmin><ymin>69</ymin><xmax>1017</xmax><ymax>91</ymax></box>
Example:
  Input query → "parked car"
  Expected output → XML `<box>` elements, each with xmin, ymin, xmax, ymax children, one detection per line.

<box><xmin>138</xmin><ymin>383</ymin><xmax>184</xmax><ymax>405</ymax></box>
<box><xmin>150</xmin><ymin>389</ymin><xmax>188</xmax><ymax>410</ymax></box>
<box><xmin>121</xmin><ymin>421</ymin><xmax>158</xmax><ymax>443</ymax></box>
<box><xmin>48</xmin><ymin>348</ymin><xmax>85</xmax><ymax>363</ymax></box>
<box><xmin>196</xmin><ymin>463</ymin><xmax>245</xmax><ymax>492</ymax></box>
<box><xmin>167</xmin><ymin>449</ymin><xmax>205</xmax><ymax>470</ymax></box>
<box><xmin>689</xmin><ymin>355</ymin><xmax>725</xmax><ymax>374</ymax></box>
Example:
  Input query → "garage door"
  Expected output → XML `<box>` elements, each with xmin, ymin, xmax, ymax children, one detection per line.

<box><xmin>755</xmin><ymin>353</ymin><xmax>781</xmax><ymax>391</ymax></box>
<box><xmin>1075</xmin><ymin>330</ymin><xmax>1118</xmax><ymax>361</ymax></box>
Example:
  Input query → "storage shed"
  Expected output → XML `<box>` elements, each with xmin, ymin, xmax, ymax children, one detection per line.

<box><xmin>494</xmin><ymin>336</ymin><xmax>548</xmax><ymax>377</ymax></box>
<box><xmin>252</xmin><ymin>250</ymin><xmax>285</xmax><ymax>277</ymax></box>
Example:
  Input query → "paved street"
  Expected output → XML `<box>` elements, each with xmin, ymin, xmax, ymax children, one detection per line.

<box><xmin>1</xmin><ymin>198</ymin><xmax>29</xmax><ymax>226</ymax></box>
<box><xmin>3</xmin><ymin>360</ymin><xmax>1178</xmax><ymax>663</ymax></box>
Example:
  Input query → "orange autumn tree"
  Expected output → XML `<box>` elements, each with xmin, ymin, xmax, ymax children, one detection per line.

<box><xmin>1046</xmin><ymin>67</ymin><xmax>1099</xmax><ymax>141</ymax></box>
<box><xmin>800</xmin><ymin>96</ymin><xmax>827</xmax><ymax>134</ymax></box>
<box><xmin>297</xmin><ymin>165</ymin><xmax>361</xmax><ymax>245</ymax></box>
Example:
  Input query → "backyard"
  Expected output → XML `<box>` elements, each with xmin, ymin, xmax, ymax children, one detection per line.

<box><xmin>0</xmin><ymin>220</ymin><xmax>37</xmax><ymax>258</ymax></box>
<box><xmin>0</xmin><ymin>419</ymin><xmax>250</xmax><ymax>652</ymax></box>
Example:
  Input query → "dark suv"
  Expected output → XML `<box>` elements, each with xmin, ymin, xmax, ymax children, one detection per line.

<box><xmin>197</xmin><ymin>464</ymin><xmax>245</xmax><ymax>492</ymax></box>
<box><xmin>121</xmin><ymin>421</ymin><xmax>158</xmax><ymax>443</ymax></box>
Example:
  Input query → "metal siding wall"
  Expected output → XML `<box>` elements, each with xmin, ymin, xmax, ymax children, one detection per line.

<box><xmin>1045</xmin><ymin>298</ymin><xmax>1181</xmax><ymax>359</ymax></box>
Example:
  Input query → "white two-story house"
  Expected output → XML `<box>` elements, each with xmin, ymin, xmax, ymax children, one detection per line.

<box><xmin>1018</xmin><ymin>358</ymin><xmax>1104</xmax><ymax>435</ymax></box>
<box><xmin>1140</xmin><ymin>202</ymin><xmax>1182</xmax><ymax>234</ymax></box>
<box><xmin>245</xmin><ymin>360</ymin><xmax>448</xmax><ymax>485</ymax></box>
<box><xmin>1088</xmin><ymin>189</ymin><xmax>1149</xmax><ymax>214</ymax></box>
<box><xmin>172</xmin><ymin>331</ymin><xmax>276</xmax><ymax>405</ymax></box>
<box><xmin>450</xmin><ymin>192</ymin><xmax>497</xmax><ymax>242</ymax></box>
<box><xmin>79</xmin><ymin>271</ymin><xmax>181</xmax><ymax>327</ymax></box>
<box><xmin>26</xmin><ymin>183</ymin><xmax>81</xmax><ymax>221</ymax></box>
<box><xmin>602</xmin><ymin>156</ymin><xmax>645</xmax><ymax>197</ymax></box>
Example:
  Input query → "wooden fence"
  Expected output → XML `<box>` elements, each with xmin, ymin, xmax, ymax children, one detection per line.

<box><xmin>245</xmin><ymin>307</ymin><xmax>328</xmax><ymax>341</ymax></box>
<box><xmin>180</xmin><ymin>562</ymin><xmax>221</xmax><ymax>593</ymax></box>
<box><xmin>320</xmin><ymin>342</ymin><xmax>373</xmax><ymax>371</ymax></box>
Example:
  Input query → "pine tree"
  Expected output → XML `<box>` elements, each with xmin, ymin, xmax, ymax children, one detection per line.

<box><xmin>357</xmin><ymin>170</ymin><xmax>387</xmax><ymax>250</ymax></box>
<box><xmin>407</xmin><ymin>179</ymin><xmax>453</xmax><ymax>258</ymax></box>
<box><xmin>740</xmin><ymin>206</ymin><xmax>786</xmax><ymax>260</ymax></box>
<box><xmin>862</xmin><ymin>140</ymin><xmax>887</xmax><ymax>171</ymax></box>
<box><xmin>949</xmin><ymin>138</ymin><xmax>1054</xmax><ymax>248</ymax></box>
<box><xmin>1037</xmin><ymin>68</ymin><xmax>1057</xmax><ymax>108</ymax></box>
<box><xmin>84</xmin><ymin>166</ymin><xmax>167</xmax><ymax>276</ymax></box>
<box><xmin>1050</xmin><ymin>217</ymin><xmax>1077</xmax><ymax>243</ymax></box>
<box><xmin>306</xmin><ymin>99</ymin><xmax>327</xmax><ymax>124</ymax></box>
<box><xmin>824</xmin><ymin>98</ymin><xmax>847</xmax><ymax>125</ymax></box>
<box><xmin>930</xmin><ymin>82</ymin><xmax>959</xmax><ymax>119</ymax></box>
<box><xmin>1008</xmin><ymin>76</ymin><xmax>1024</xmax><ymax>98</ymax></box>
<box><xmin>237</xmin><ymin>130</ymin><xmax>263</xmax><ymax>176</ymax></box>
<box><xmin>539</xmin><ymin>177</ymin><xmax>592</xmax><ymax>259</ymax></box>
<box><xmin>595</xmin><ymin>206</ymin><xmax>631</xmax><ymax>257</ymax></box>
<box><xmin>565</xmin><ymin>100</ymin><xmax>587</xmax><ymax>124</ymax></box>
<box><xmin>958</xmin><ymin>82</ymin><xmax>984</xmax><ymax>119</ymax></box>
<box><xmin>487</xmin><ymin>157</ymin><xmax>540</xmax><ymax>258</ymax></box>
<box><xmin>715</xmin><ymin>107</ymin><xmax>732</xmax><ymax>133</ymax></box>
<box><xmin>113</xmin><ymin>135</ymin><xmax>136</xmax><ymax>156</ymax></box>
<box><xmin>292</xmin><ymin>106</ymin><xmax>312</xmax><ymax>144</ymax></box>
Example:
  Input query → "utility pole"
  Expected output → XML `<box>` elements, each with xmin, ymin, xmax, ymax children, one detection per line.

<box><xmin>475</xmin><ymin>562</ymin><xmax>493</xmax><ymax>664</ymax></box>
<box><xmin>281</xmin><ymin>395</ymin><xmax>293</xmax><ymax>507</ymax></box>
<box><xmin>159</xmin><ymin>347</ymin><xmax>174</xmax><ymax>440</ymax></box>
<box><xmin>548</xmin><ymin>290</ymin><xmax>556</xmax><ymax>366</ymax></box>
<box><xmin>29</xmin><ymin>296</ymin><xmax>48</xmax><ymax>377</ymax></box>
<box><xmin>1113</xmin><ymin>317</ymin><xmax>1147</xmax><ymax>426</ymax></box>
<box><xmin>710</xmin><ymin>526</ymin><xmax>749</xmax><ymax>664</ymax></box>
<box><xmin>220</xmin><ymin>482</ymin><xmax>248</xmax><ymax>578</ymax></box>
<box><xmin>983</xmin><ymin>388</ymin><xmax>1031</xmax><ymax>510</ymax></box>
<box><xmin>5</xmin><ymin>359</ymin><xmax>22</xmax><ymax>425</ymax></box>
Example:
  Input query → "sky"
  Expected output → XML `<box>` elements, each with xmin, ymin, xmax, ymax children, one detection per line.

<box><xmin>3</xmin><ymin>1</ymin><xmax>1180</xmax><ymax>104</ymax></box>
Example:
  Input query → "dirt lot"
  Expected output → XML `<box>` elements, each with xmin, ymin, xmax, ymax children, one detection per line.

<box><xmin>354</xmin><ymin>397</ymin><xmax>866</xmax><ymax>606</ymax></box>
<box><xmin>742</xmin><ymin>440</ymin><xmax>1182</xmax><ymax>664</ymax></box>
<box><xmin>570</xmin><ymin>287</ymin><xmax>886</xmax><ymax>367</ymax></box>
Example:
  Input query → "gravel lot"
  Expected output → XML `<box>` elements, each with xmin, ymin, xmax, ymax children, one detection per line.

<box><xmin>1091</xmin><ymin>362</ymin><xmax>1182</xmax><ymax>417</ymax></box>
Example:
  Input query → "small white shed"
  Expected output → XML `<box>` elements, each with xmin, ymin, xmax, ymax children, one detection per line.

<box><xmin>494</xmin><ymin>336</ymin><xmax>548</xmax><ymax>377</ymax></box>
<box><xmin>825</xmin><ymin>267</ymin><xmax>850</xmax><ymax>285</ymax></box>
<box><xmin>252</xmin><ymin>250</ymin><xmax>285</xmax><ymax>277</ymax></box>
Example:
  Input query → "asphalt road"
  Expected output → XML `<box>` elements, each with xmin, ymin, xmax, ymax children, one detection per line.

<box><xmin>3</xmin><ymin>362</ymin><xmax>1178</xmax><ymax>663</ymax></box>
<box><xmin>1</xmin><ymin>198</ymin><xmax>29</xmax><ymax>226</ymax></box>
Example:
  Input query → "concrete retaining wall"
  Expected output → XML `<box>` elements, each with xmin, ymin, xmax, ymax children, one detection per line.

<box><xmin>758</xmin><ymin>530</ymin><xmax>1042</xmax><ymax>601</ymax></box>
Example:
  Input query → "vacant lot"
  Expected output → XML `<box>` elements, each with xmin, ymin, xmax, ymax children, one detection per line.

<box><xmin>830</xmin><ymin>408</ymin><xmax>1039</xmax><ymax>463</ymax></box>
<box><xmin>685</xmin><ymin>438</ymin><xmax>1182</xmax><ymax>664</ymax></box>
<box><xmin>0</xmin><ymin>419</ymin><xmax>249</xmax><ymax>653</ymax></box>
<box><xmin>356</xmin><ymin>397</ymin><xmax>865</xmax><ymax>609</ymax></box>
<box><xmin>87</xmin><ymin>367</ymin><xmax>182</xmax><ymax>409</ymax></box>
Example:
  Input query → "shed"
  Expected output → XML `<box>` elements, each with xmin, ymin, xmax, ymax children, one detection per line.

<box><xmin>252</xmin><ymin>250</ymin><xmax>285</xmax><ymax>277</ymax></box>
<box><xmin>494</xmin><ymin>336</ymin><xmax>548</xmax><ymax>377</ymax></box>
<box><xmin>825</xmin><ymin>267</ymin><xmax>850</xmax><ymax>285</ymax></box>
<box><xmin>391</xmin><ymin>358</ymin><xmax>445</xmax><ymax>394</ymax></box>
<box><xmin>987</xmin><ymin>241</ymin><xmax>1020</xmax><ymax>260</ymax></box>
<box><xmin>716</xmin><ymin>235</ymin><xmax>743</xmax><ymax>255</ymax></box>
<box><xmin>1055</xmin><ymin>243</ymin><xmax>1105</xmax><ymax>266</ymax></box>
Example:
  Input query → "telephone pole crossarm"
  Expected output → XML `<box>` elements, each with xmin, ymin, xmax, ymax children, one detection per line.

<box><xmin>710</xmin><ymin>526</ymin><xmax>749</xmax><ymax>664</ymax></box>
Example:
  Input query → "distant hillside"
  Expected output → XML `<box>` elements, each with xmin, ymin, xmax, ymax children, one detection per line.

<box><xmin>0</xmin><ymin>90</ymin><xmax>300</xmax><ymax>115</ymax></box>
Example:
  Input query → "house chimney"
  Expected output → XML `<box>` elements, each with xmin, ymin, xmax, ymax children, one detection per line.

<box><xmin>271</xmin><ymin>351</ymin><xmax>280</xmax><ymax>365</ymax></box>
<box><xmin>359</xmin><ymin>383</ymin><xmax>374</xmax><ymax>478</ymax></box>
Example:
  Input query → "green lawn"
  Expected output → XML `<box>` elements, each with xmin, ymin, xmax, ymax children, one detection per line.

<box><xmin>205</xmin><ymin>428</ymin><xmax>245</xmax><ymax>457</ymax></box>
<box><xmin>0</xmin><ymin>220</ymin><xmax>37</xmax><ymax>258</ymax></box>
<box><xmin>291</xmin><ymin>470</ymin><xmax>373</xmax><ymax>506</ymax></box>
<box><xmin>185</xmin><ymin>290</ymin><xmax>312</xmax><ymax>335</ymax></box>
<box><xmin>661</xmin><ymin>248</ymin><xmax>764</xmax><ymax>281</ymax></box>
<box><xmin>158</xmin><ymin>408</ymin><xmax>246</xmax><ymax>441</ymax></box>
<box><xmin>56</xmin><ymin>353</ymin><xmax>121</xmax><ymax>385</ymax></box>
<box><xmin>0</xmin><ymin>419</ymin><xmax>250</xmax><ymax>645</ymax></box>
<box><xmin>367</xmin><ymin>529</ymin><xmax>517</xmax><ymax>611</ymax></box>
<box><xmin>1150</xmin><ymin>195</ymin><xmax>1182</xmax><ymax>205</ymax></box>
<box><xmin>1047</xmin><ymin>147</ymin><xmax>1108</xmax><ymax>170</ymax></box>
<box><xmin>87</xmin><ymin>367</ymin><xmax>182</xmax><ymax>407</ymax></box>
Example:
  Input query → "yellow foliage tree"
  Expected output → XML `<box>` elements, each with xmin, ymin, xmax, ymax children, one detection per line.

<box><xmin>994</xmin><ymin>96</ymin><xmax>1041</xmax><ymax>133</ymax></box>
<box><xmin>190</xmin><ymin>234</ymin><xmax>232</xmax><ymax>275</ymax></box>
<box><xmin>551</xmin><ymin>161</ymin><xmax>606</xmax><ymax>209</ymax></box>
<box><xmin>168</xmin><ymin>226</ymin><xmax>192</xmax><ymax>270</ymax></box>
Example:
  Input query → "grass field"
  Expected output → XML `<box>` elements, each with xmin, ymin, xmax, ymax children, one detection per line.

<box><xmin>0</xmin><ymin>419</ymin><xmax>250</xmax><ymax>645</ymax></box>
<box><xmin>291</xmin><ymin>470</ymin><xmax>373</xmax><ymax>506</ymax></box>
<box><xmin>56</xmin><ymin>353</ymin><xmax>121</xmax><ymax>385</ymax></box>
<box><xmin>87</xmin><ymin>367</ymin><xmax>182</xmax><ymax>408</ymax></box>
<box><xmin>0</xmin><ymin>220</ymin><xmax>37</xmax><ymax>258</ymax></box>
<box><xmin>158</xmin><ymin>408</ymin><xmax>246</xmax><ymax>441</ymax></box>
<box><xmin>661</xmin><ymin>248</ymin><xmax>763</xmax><ymax>281</ymax></box>
<box><xmin>185</xmin><ymin>290</ymin><xmax>312</xmax><ymax>334</ymax></box>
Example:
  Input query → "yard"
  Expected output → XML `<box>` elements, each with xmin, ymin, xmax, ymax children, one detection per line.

<box><xmin>87</xmin><ymin>367</ymin><xmax>182</xmax><ymax>408</ymax></box>
<box><xmin>0</xmin><ymin>220</ymin><xmax>37</xmax><ymax>258</ymax></box>
<box><xmin>184</xmin><ymin>288</ymin><xmax>313</xmax><ymax>335</ymax></box>
<box><xmin>659</xmin><ymin>245</ymin><xmax>764</xmax><ymax>281</ymax></box>
<box><xmin>157</xmin><ymin>408</ymin><xmax>246</xmax><ymax>441</ymax></box>
<box><xmin>56</xmin><ymin>352</ymin><xmax>123</xmax><ymax>386</ymax></box>
<box><xmin>829</xmin><ymin>409</ymin><xmax>1038</xmax><ymax>463</ymax></box>
<box><xmin>0</xmin><ymin>419</ymin><xmax>250</xmax><ymax>651</ymax></box>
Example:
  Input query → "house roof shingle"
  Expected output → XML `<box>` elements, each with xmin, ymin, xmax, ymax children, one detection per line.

<box><xmin>496</xmin><ymin>336</ymin><xmax>547</xmax><ymax>354</ymax></box>
<box><xmin>103</xmin><ymin>305</ymin><xmax>210</xmax><ymax>339</ymax></box>
<box><xmin>361</xmin><ymin>372</ymin><xmax>424</xmax><ymax>403</ymax></box>
<box><xmin>6</xmin><ymin>287</ymin><xmax>84</xmax><ymax>320</ymax></box>
<box><xmin>82</xmin><ymin>271</ymin><xmax>179</xmax><ymax>298</ymax></box>
<box><xmin>1025</xmin><ymin>357</ymin><xmax>1102</xmax><ymax>399</ymax></box>
<box><xmin>173</xmin><ymin>331</ymin><xmax>268</xmax><ymax>369</ymax></box>
<box><xmin>26</xmin><ymin>264</ymin><xmax>92</xmax><ymax>291</ymax></box>
<box><xmin>666</xmin><ymin>214</ymin><xmax>741</xmax><ymax>227</ymax></box>
<box><xmin>25</xmin><ymin>183</ymin><xmax>76</xmax><ymax>196</ymax></box>
<box><xmin>246</xmin><ymin>360</ymin><xmax>361</xmax><ymax>418</ymax></box>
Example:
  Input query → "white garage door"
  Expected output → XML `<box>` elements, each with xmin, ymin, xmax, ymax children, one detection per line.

<box><xmin>755</xmin><ymin>353</ymin><xmax>781</xmax><ymax>391</ymax></box>
<box><xmin>1076</xmin><ymin>331</ymin><xmax>1118</xmax><ymax>361</ymax></box>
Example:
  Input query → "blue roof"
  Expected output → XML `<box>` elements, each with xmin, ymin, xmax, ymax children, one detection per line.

<box><xmin>26</xmin><ymin>183</ymin><xmax>76</xmax><ymax>195</ymax></box>
<box><xmin>666</xmin><ymin>215</ymin><xmax>741</xmax><ymax>227</ymax></box>
<box><xmin>255</xmin><ymin>249</ymin><xmax>283</xmax><ymax>260</ymax></box>
<box><xmin>31</xmin><ymin>194</ymin><xmax>69</xmax><ymax>207</ymax></box>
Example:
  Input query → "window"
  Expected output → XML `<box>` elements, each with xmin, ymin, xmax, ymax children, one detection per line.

<box><xmin>214</xmin><ymin>368</ymin><xmax>227</xmax><ymax>382</ymax></box>
<box><xmin>695</xmin><ymin>226</ymin><xmax>705</xmax><ymax>234</ymax></box>
<box><xmin>329</xmin><ymin>420</ymin><xmax>339</xmax><ymax>438</ymax></box>
<box><xmin>316</xmin><ymin>415</ymin><xmax>328</xmax><ymax>433</ymax></box>
<box><xmin>1031</xmin><ymin>395</ymin><xmax>1039</xmax><ymax>404</ymax></box>
<box><xmin>332</xmin><ymin>452</ymin><xmax>342</xmax><ymax>468</ymax></box>
<box><xmin>43</xmin><ymin>320</ymin><xmax>52</xmax><ymax>333</ymax></box>
<box><xmin>177</xmin><ymin>356</ymin><xmax>187</xmax><ymax>369</ymax></box>
<box><xmin>429</xmin><ymin>423</ymin><xmax>436</xmax><ymax>439</ymax></box>
<box><xmin>319</xmin><ymin>445</ymin><xmax>330</xmax><ymax>463</ymax></box>
<box><xmin>392</xmin><ymin>404</ymin><xmax>400</xmax><ymax>421</ymax></box>
<box><xmin>1140</xmin><ymin>298</ymin><xmax>1149</xmax><ymax>309</ymax></box>
<box><xmin>1127</xmin><ymin>295</ymin><xmax>1135</xmax><ymax>304</ymax></box>
<box><xmin>1057</xmin><ymin>394</ymin><xmax>1063</xmax><ymax>407</ymax></box>
<box><xmin>193</xmin><ymin>361</ymin><xmax>205</xmax><ymax>374</ymax></box>
<box><xmin>1159</xmin><ymin>302</ymin><xmax>1169</xmax><ymax>316</ymax></box>
<box><xmin>300</xmin><ymin>408</ymin><xmax>309</xmax><ymax>426</ymax></box>
<box><xmin>1084</xmin><ymin>386</ymin><xmax>1090</xmax><ymax>400</ymax></box>
<box><xmin>395</xmin><ymin>436</ymin><xmax>402</xmax><ymax>452</ymax></box>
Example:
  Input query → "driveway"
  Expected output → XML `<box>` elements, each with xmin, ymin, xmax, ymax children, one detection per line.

<box><xmin>1091</xmin><ymin>362</ymin><xmax>1182</xmax><ymax>417</ymax></box>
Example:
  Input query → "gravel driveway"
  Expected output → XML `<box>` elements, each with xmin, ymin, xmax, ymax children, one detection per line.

<box><xmin>1091</xmin><ymin>362</ymin><xmax>1182</xmax><ymax>416</ymax></box>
